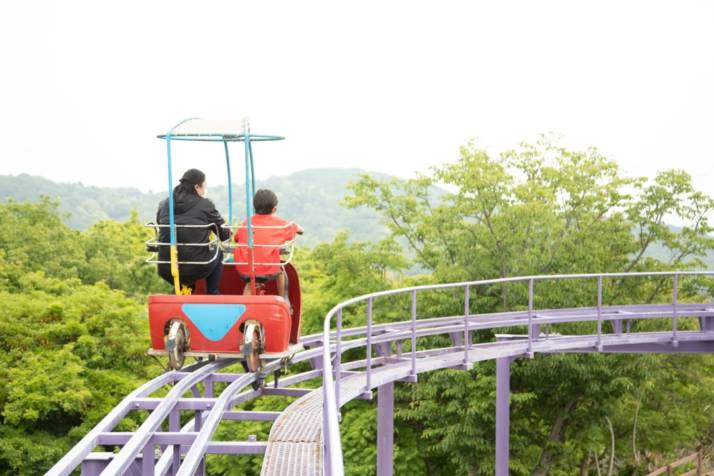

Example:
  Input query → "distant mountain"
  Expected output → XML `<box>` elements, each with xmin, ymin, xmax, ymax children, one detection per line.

<box><xmin>1</xmin><ymin>172</ymin><xmax>712</xmax><ymax>268</ymax></box>
<box><xmin>0</xmin><ymin>169</ymin><xmax>393</xmax><ymax>246</ymax></box>
<box><xmin>0</xmin><ymin>169</ymin><xmax>389</xmax><ymax>244</ymax></box>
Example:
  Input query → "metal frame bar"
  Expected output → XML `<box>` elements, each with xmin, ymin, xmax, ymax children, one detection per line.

<box><xmin>495</xmin><ymin>355</ymin><xmax>510</xmax><ymax>476</ymax></box>
<box><xmin>101</xmin><ymin>360</ymin><xmax>235</xmax><ymax>475</ymax></box>
<box><xmin>52</xmin><ymin>270</ymin><xmax>714</xmax><ymax>476</ymax></box>
<box><xmin>320</xmin><ymin>270</ymin><xmax>714</xmax><ymax>475</ymax></box>
<box><xmin>377</xmin><ymin>382</ymin><xmax>394</xmax><ymax>476</ymax></box>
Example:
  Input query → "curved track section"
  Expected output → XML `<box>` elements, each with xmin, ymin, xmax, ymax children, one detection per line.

<box><xmin>48</xmin><ymin>271</ymin><xmax>714</xmax><ymax>476</ymax></box>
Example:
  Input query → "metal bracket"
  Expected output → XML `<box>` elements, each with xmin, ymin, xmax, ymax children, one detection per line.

<box><xmin>357</xmin><ymin>391</ymin><xmax>373</xmax><ymax>400</ymax></box>
<box><xmin>397</xmin><ymin>374</ymin><xmax>418</xmax><ymax>383</ymax></box>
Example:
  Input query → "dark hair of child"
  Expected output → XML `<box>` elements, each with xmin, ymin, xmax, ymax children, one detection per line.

<box><xmin>254</xmin><ymin>189</ymin><xmax>278</xmax><ymax>215</ymax></box>
<box><xmin>173</xmin><ymin>168</ymin><xmax>206</xmax><ymax>200</ymax></box>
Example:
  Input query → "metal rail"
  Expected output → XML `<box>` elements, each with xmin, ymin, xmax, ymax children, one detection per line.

<box><xmin>49</xmin><ymin>271</ymin><xmax>714</xmax><ymax>475</ymax></box>
<box><xmin>320</xmin><ymin>271</ymin><xmax>714</xmax><ymax>476</ymax></box>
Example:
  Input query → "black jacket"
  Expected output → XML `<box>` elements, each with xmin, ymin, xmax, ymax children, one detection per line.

<box><xmin>156</xmin><ymin>192</ymin><xmax>230</xmax><ymax>284</ymax></box>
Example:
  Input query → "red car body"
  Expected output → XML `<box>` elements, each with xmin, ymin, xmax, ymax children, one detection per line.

<box><xmin>148</xmin><ymin>263</ymin><xmax>301</xmax><ymax>355</ymax></box>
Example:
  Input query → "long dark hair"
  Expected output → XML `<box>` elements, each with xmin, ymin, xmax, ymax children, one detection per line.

<box><xmin>173</xmin><ymin>168</ymin><xmax>205</xmax><ymax>201</ymax></box>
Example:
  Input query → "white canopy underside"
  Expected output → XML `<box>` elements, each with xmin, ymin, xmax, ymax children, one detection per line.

<box><xmin>169</xmin><ymin>118</ymin><xmax>249</xmax><ymax>136</ymax></box>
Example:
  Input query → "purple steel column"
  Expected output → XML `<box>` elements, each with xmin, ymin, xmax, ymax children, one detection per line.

<box><xmin>170</xmin><ymin>408</ymin><xmax>180</xmax><ymax>475</ymax></box>
<box><xmin>527</xmin><ymin>279</ymin><xmax>534</xmax><ymax>357</ymax></box>
<box><xmin>81</xmin><ymin>456</ymin><xmax>110</xmax><ymax>476</ymax></box>
<box><xmin>377</xmin><ymin>382</ymin><xmax>394</xmax><ymax>476</ymax></box>
<box><xmin>366</xmin><ymin>298</ymin><xmax>373</xmax><ymax>393</ymax></box>
<box><xmin>597</xmin><ymin>276</ymin><xmax>603</xmax><ymax>351</ymax></box>
<box><xmin>322</xmin><ymin>405</ymin><xmax>332</xmax><ymax>476</ymax></box>
<box><xmin>411</xmin><ymin>290</ymin><xmax>417</xmax><ymax>377</ymax></box>
<box><xmin>495</xmin><ymin>356</ymin><xmax>510</xmax><ymax>476</ymax></box>
<box><xmin>142</xmin><ymin>440</ymin><xmax>155</xmax><ymax>475</ymax></box>
<box><xmin>335</xmin><ymin>308</ymin><xmax>343</xmax><ymax>408</ymax></box>
<box><xmin>463</xmin><ymin>285</ymin><xmax>470</xmax><ymax>366</ymax></box>
<box><xmin>672</xmin><ymin>273</ymin><xmax>679</xmax><ymax>346</ymax></box>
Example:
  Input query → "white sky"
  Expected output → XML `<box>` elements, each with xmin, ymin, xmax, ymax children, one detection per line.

<box><xmin>0</xmin><ymin>1</ymin><xmax>712</xmax><ymax>194</ymax></box>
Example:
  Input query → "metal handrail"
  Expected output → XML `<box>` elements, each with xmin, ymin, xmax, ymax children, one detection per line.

<box><xmin>144</xmin><ymin>222</ymin><xmax>298</xmax><ymax>266</ymax></box>
<box><xmin>144</xmin><ymin>222</ymin><xmax>223</xmax><ymax>265</ymax></box>
<box><xmin>223</xmin><ymin>223</ymin><xmax>297</xmax><ymax>230</ymax></box>
<box><xmin>222</xmin><ymin>242</ymin><xmax>297</xmax><ymax>267</ymax></box>
<box><xmin>227</xmin><ymin>241</ymin><xmax>296</xmax><ymax>249</ymax></box>
<box><xmin>320</xmin><ymin>270</ymin><xmax>714</xmax><ymax>476</ymax></box>
<box><xmin>146</xmin><ymin>240</ymin><xmax>219</xmax><ymax>248</ymax></box>
<box><xmin>145</xmin><ymin>242</ymin><xmax>221</xmax><ymax>266</ymax></box>
<box><xmin>221</xmin><ymin>223</ymin><xmax>298</xmax><ymax>266</ymax></box>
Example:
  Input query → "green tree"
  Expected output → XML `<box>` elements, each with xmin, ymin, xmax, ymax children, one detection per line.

<box><xmin>298</xmin><ymin>232</ymin><xmax>408</xmax><ymax>335</ymax></box>
<box><xmin>0</xmin><ymin>197</ymin><xmax>85</xmax><ymax>290</ymax></box>
<box><xmin>345</xmin><ymin>137</ymin><xmax>714</xmax><ymax>475</ymax></box>
<box><xmin>0</xmin><ymin>277</ymin><xmax>157</xmax><ymax>474</ymax></box>
<box><xmin>0</xmin><ymin>199</ymin><xmax>160</xmax><ymax>474</ymax></box>
<box><xmin>80</xmin><ymin>209</ymin><xmax>169</xmax><ymax>296</ymax></box>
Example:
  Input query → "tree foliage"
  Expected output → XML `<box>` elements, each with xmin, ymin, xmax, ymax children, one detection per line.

<box><xmin>0</xmin><ymin>199</ymin><xmax>161</xmax><ymax>474</ymax></box>
<box><xmin>345</xmin><ymin>137</ymin><xmax>714</xmax><ymax>475</ymax></box>
<box><xmin>3</xmin><ymin>136</ymin><xmax>714</xmax><ymax>475</ymax></box>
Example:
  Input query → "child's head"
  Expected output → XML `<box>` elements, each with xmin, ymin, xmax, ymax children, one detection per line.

<box><xmin>254</xmin><ymin>189</ymin><xmax>278</xmax><ymax>215</ymax></box>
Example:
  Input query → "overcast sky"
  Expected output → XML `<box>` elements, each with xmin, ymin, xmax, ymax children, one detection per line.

<box><xmin>1</xmin><ymin>1</ymin><xmax>712</xmax><ymax>194</ymax></box>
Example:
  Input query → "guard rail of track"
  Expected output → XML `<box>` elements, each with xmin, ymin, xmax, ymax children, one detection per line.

<box><xmin>320</xmin><ymin>271</ymin><xmax>714</xmax><ymax>476</ymax></box>
<box><xmin>47</xmin><ymin>271</ymin><xmax>714</xmax><ymax>475</ymax></box>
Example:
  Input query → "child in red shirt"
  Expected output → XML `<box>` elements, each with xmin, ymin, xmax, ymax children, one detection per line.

<box><xmin>235</xmin><ymin>189</ymin><xmax>302</xmax><ymax>302</ymax></box>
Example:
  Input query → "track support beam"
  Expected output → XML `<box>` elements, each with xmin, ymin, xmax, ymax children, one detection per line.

<box><xmin>495</xmin><ymin>356</ymin><xmax>511</xmax><ymax>476</ymax></box>
<box><xmin>377</xmin><ymin>381</ymin><xmax>394</xmax><ymax>476</ymax></box>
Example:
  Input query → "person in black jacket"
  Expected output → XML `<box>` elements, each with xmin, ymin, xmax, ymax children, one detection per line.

<box><xmin>156</xmin><ymin>169</ymin><xmax>230</xmax><ymax>294</ymax></box>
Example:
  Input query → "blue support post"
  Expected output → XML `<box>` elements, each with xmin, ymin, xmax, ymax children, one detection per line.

<box><xmin>224</xmin><ymin>140</ymin><xmax>233</xmax><ymax>225</ymax></box>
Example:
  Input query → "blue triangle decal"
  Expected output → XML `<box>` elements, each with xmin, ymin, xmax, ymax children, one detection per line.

<box><xmin>181</xmin><ymin>304</ymin><xmax>247</xmax><ymax>342</ymax></box>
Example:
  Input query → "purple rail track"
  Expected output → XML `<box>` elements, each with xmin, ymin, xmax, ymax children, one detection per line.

<box><xmin>320</xmin><ymin>271</ymin><xmax>714</xmax><ymax>476</ymax></box>
<box><xmin>46</xmin><ymin>271</ymin><xmax>714</xmax><ymax>475</ymax></box>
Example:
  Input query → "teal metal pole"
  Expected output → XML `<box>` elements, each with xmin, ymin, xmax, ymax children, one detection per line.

<box><xmin>167</xmin><ymin>136</ymin><xmax>176</xmax><ymax>245</ymax></box>
<box><xmin>224</xmin><ymin>140</ymin><xmax>233</xmax><ymax>224</ymax></box>
<box><xmin>244</xmin><ymin>135</ymin><xmax>253</xmax><ymax>248</ymax></box>
<box><xmin>248</xmin><ymin>139</ymin><xmax>256</xmax><ymax>196</ymax></box>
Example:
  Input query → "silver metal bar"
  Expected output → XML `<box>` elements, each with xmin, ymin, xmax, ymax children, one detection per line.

<box><xmin>146</xmin><ymin>223</ymin><xmax>217</xmax><ymax>229</ymax></box>
<box><xmin>230</xmin><ymin>241</ymin><xmax>295</xmax><ymax>249</ymax></box>
<box><xmin>146</xmin><ymin>239</ymin><xmax>218</xmax><ymax>247</ymax></box>
<box><xmin>223</xmin><ymin>223</ymin><xmax>297</xmax><ymax>230</ymax></box>
<box><xmin>145</xmin><ymin>245</ymin><xmax>221</xmax><ymax>265</ymax></box>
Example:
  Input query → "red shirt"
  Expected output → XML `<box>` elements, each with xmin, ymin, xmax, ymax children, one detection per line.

<box><xmin>234</xmin><ymin>214</ymin><xmax>299</xmax><ymax>275</ymax></box>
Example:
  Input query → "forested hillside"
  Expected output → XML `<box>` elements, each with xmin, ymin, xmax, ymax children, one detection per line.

<box><xmin>1</xmin><ymin>169</ymin><xmax>711</xmax><ymax>267</ymax></box>
<box><xmin>0</xmin><ymin>168</ymin><xmax>393</xmax><ymax>246</ymax></box>
<box><xmin>2</xmin><ymin>139</ymin><xmax>714</xmax><ymax>475</ymax></box>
